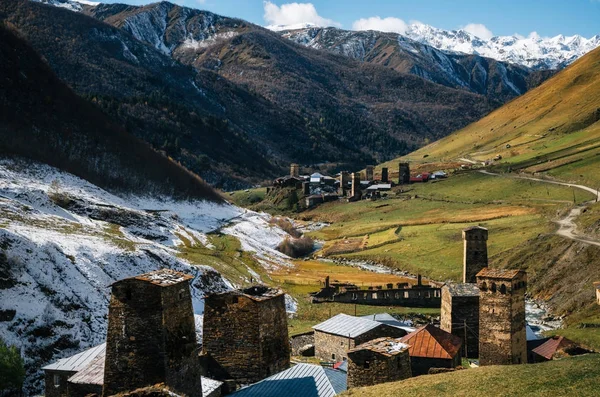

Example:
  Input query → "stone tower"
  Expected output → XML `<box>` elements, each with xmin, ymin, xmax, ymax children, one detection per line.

<box><xmin>399</xmin><ymin>162</ymin><xmax>410</xmax><ymax>185</ymax></box>
<box><xmin>290</xmin><ymin>163</ymin><xmax>300</xmax><ymax>178</ymax></box>
<box><xmin>103</xmin><ymin>269</ymin><xmax>202</xmax><ymax>397</ymax></box>
<box><xmin>347</xmin><ymin>337</ymin><xmax>412</xmax><ymax>388</ymax></box>
<box><xmin>351</xmin><ymin>172</ymin><xmax>361</xmax><ymax>198</ymax></box>
<box><xmin>440</xmin><ymin>283</ymin><xmax>480</xmax><ymax>358</ymax></box>
<box><xmin>365</xmin><ymin>165</ymin><xmax>375</xmax><ymax>181</ymax></box>
<box><xmin>477</xmin><ymin>268</ymin><xmax>527</xmax><ymax>366</ymax></box>
<box><xmin>381</xmin><ymin>167</ymin><xmax>389</xmax><ymax>183</ymax></box>
<box><xmin>202</xmin><ymin>286</ymin><xmax>290</xmax><ymax>384</ymax></box>
<box><xmin>463</xmin><ymin>226</ymin><xmax>488</xmax><ymax>283</ymax></box>
<box><xmin>339</xmin><ymin>171</ymin><xmax>350</xmax><ymax>195</ymax></box>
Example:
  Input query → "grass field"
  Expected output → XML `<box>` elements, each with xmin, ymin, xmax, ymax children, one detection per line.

<box><xmin>343</xmin><ymin>354</ymin><xmax>600</xmax><ymax>397</ymax></box>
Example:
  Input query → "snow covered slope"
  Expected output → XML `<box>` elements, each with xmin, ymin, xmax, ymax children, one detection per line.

<box><xmin>0</xmin><ymin>158</ymin><xmax>294</xmax><ymax>394</ymax></box>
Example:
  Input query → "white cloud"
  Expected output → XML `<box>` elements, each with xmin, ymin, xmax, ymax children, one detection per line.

<box><xmin>462</xmin><ymin>23</ymin><xmax>494</xmax><ymax>40</ymax></box>
<box><xmin>352</xmin><ymin>16</ymin><xmax>408</xmax><ymax>34</ymax></box>
<box><xmin>263</xmin><ymin>1</ymin><xmax>340</xmax><ymax>28</ymax></box>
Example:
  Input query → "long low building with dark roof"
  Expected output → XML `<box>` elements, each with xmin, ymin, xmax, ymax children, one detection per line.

<box><xmin>312</xmin><ymin>314</ymin><xmax>407</xmax><ymax>362</ymax></box>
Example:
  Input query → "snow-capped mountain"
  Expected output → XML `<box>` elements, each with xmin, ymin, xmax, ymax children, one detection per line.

<box><xmin>32</xmin><ymin>0</ymin><xmax>98</xmax><ymax>12</ymax></box>
<box><xmin>403</xmin><ymin>23</ymin><xmax>600</xmax><ymax>70</ymax></box>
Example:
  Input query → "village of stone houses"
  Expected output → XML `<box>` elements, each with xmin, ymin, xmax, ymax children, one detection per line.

<box><xmin>1</xmin><ymin>0</ymin><xmax>600</xmax><ymax>396</ymax></box>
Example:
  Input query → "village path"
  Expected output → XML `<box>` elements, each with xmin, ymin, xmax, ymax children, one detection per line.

<box><xmin>478</xmin><ymin>170</ymin><xmax>600</xmax><ymax>247</ymax></box>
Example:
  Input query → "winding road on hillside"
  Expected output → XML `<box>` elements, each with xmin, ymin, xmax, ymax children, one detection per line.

<box><xmin>478</xmin><ymin>170</ymin><xmax>600</xmax><ymax>247</ymax></box>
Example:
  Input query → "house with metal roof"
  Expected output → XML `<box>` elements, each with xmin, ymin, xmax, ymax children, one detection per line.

<box><xmin>399</xmin><ymin>324</ymin><xmax>463</xmax><ymax>376</ymax></box>
<box><xmin>360</xmin><ymin>313</ymin><xmax>416</xmax><ymax>334</ymax></box>
<box><xmin>231</xmin><ymin>363</ymin><xmax>346</xmax><ymax>397</ymax></box>
<box><xmin>312</xmin><ymin>314</ymin><xmax>407</xmax><ymax>362</ymax></box>
<box><xmin>531</xmin><ymin>336</ymin><xmax>579</xmax><ymax>362</ymax></box>
<box><xmin>42</xmin><ymin>343</ymin><xmax>223</xmax><ymax>397</ymax></box>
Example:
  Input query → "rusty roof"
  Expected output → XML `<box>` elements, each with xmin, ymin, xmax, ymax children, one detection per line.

<box><xmin>348</xmin><ymin>337</ymin><xmax>410</xmax><ymax>357</ymax></box>
<box><xmin>532</xmin><ymin>336</ymin><xmax>575</xmax><ymax>360</ymax></box>
<box><xmin>400</xmin><ymin>324</ymin><xmax>462</xmax><ymax>360</ymax></box>
<box><xmin>476</xmin><ymin>268</ymin><xmax>525</xmax><ymax>280</ymax></box>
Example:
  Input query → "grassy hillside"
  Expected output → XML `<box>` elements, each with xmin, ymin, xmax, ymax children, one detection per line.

<box><xmin>343</xmin><ymin>354</ymin><xmax>600</xmax><ymax>397</ymax></box>
<box><xmin>382</xmin><ymin>46</ymin><xmax>600</xmax><ymax>187</ymax></box>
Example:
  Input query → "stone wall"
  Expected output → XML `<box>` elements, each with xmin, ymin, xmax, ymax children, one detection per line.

<box><xmin>409</xmin><ymin>356</ymin><xmax>460</xmax><ymax>376</ymax></box>
<box><xmin>440</xmin><ymin>289</ymin><xmax>479</xmax><ymax>358</ymax></box>
<box><xmin>312</xmin><ymin>287</ymin><xmax>441</xmax><ymax>308</ymax></box>
<box><xmin>290</xmin><ymin>332</ymin><xmax>315</xmax><ymax>356</ymax></box>
<box><xmin>203</xmin><ymin>292</ymin><xmax>289</xmax><ymax>384</ymax></box>
<box><xmin>347</xmin><ymin>350</ymin><xmax>411</xmax><ymax>388</ymax></box>
<box><xmin>67</xmin><ymin>381</ymin><xmax>102</xmax><ymax>397</ymax></box>
<box><xmin>478</xmin><ymin>274</ymin><xmax>527</xmax><ymax>366</ymax></box>
<box><xmin>44</xmin><ymin>370</ymin><xmax>73</xmax><ymax>397</ymax></box>
<box><xmin>314</xmin><ymin>325</ymin><xmax>406</xmax><ymax>362</ymax></box>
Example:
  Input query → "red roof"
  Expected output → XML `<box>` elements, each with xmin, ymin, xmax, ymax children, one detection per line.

<box><xmin>532</xmin><ymin>336</ymin><xmax>575</xmax><ymax>360</ymax></box>
<box><xmin>399</xmin><ymin>324</ymin><xmax>462</xmax><ymax>360</ymax></box>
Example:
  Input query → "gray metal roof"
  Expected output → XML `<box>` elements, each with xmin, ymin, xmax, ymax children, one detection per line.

<box><xmin>360</xmin><ymin>313</ymin><xmax>416</xmax><ymax>333</ymax></box>
<box><xmin>67</xmin><ymin>351</ymin><xmax>105</xmax><ymax>385</ymax></box>
<box><xmin>42</xmin><ymin>343</ymin><xmax>106</xmax><ymax>373</ymax></box>
<box><xmin>231</xmin><ymin>363</ymin><xmax>345</xmax><ymax>397</ymax></box>
<box><xmin>323</xmin><ymin>367</ymin><xmax>347</xmax><ymax>395</ymax></box>
<box><xmin>313</xmin><ymin>313</ymin><xmax>381</xmax><ymax>338</ymax></box>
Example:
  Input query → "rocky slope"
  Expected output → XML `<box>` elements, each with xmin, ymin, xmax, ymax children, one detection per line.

<box><xmin>281</xmin><ymin>27</ymin><xmax>553</xmax><ymax>102</ymax></box>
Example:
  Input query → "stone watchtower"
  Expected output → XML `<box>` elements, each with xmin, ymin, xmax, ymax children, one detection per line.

<box><xmin>351</xmin><ymin>172</ymin><xmax>361</xmax><ymax>199</ymax></box>
<box><xmin>103</xmin><ymin>269</ymin><xmax>202</xmax><ymax>397</ymax></box>
<box><xmin>202</xmin><ymin>286</ymin><xmax>290</xmax><ymax>384</ymax></box>
<box><xmin>290</xmin><ymin>163</ymin><xmax>300</xmax><ymax>178</ymax></box>
<box><xmin>347</xmin><ymin>337</ymin><xmax>411</xmax><ymax>388</ymax></box>
<box><xmin>381</xmin><ymin>167</ymin><xmax>389</xmax><ymax>183</ymax></box>
<box><xmin>365</xmin><ymin>165</ymin><xmax>375</xmax><ymax>181</ymax></box>
<box><xmin>477</xmin><ymin>268</ymin><xmax>527</xmax><ymax>366</ymax></box>
<box><xmin>440</xmin><ymin>283</ymin><xmax>480</xmax><ymax>358</ymax></box>
<box><xmin>399</xmin><ymin>162</ymin><xmax>410</xmax><ymax>185</ymax></box>
<box><xmin>463</xmin><ymin>226</ymin><xmax>488</xmax><ymax>283</ymax></box>
<box><xmin>339</xmin><ymin>171</ymin><xmax>350</xmax><ymax>195</ymax></box>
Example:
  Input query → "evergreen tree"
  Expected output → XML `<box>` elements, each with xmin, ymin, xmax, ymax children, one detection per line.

<box><xmin>0</xmin><ymin>338</ymin><xmax>25</xmax><ymax>392</ymax></box>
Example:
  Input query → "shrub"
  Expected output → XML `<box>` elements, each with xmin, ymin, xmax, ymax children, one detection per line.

<box><xmin>0</xmin><ymin>338</ymin><xmax>25</xmax><ymax>392</ymax></box>
<box><xmin>269</xmin><ymin>217</ymin><xmax>301</xmax><ymax>238</ymax></box>
<box><xmin>277</xmin><ymin>236</ymin><xmax>315</xmax><ymax>258</ymax></box>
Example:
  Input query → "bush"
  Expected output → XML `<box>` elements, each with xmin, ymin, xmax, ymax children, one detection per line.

<box><xmin>277</xmin><ymin>236</ymin><xmax>315</xmax><ymax>258</ymax></box>
<box><xmin>0</xmin><ymin>338</ymin><xmax>25</xmax><ymax>392</ymax></box>
<box><xmin>269</xmin><ymin>217</ymin><xmax>301</xmax><ymax>238</ymax></box>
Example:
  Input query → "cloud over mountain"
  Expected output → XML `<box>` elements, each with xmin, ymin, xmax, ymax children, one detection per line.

<box><xmin>352</xmin><ymin>16</ymin><xmax>408</xmax><ymax>34</ymax></box>
<box><xmin>263</xmin><ymin>1</ymin><xmax>340</xmax><ymax>29</ymax></box>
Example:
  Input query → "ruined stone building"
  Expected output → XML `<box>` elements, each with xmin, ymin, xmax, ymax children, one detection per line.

<box><xmin>347</xmin><ymin>338</ymin><xmax>411</xmax><ymax>388</ymax></box>
<box><xmin>399</xmin><ymin>324</ymin><xmax>462</xmax><ymax>376</ymax></box>
<box><xmin>399</xmin><ymin>162</ymin><xmax>410</xmax><ymax>185</ymax></box>
<box><xmin>312</xmin><ymin>314</ymin><xmax>407</xmax><ymax>362</ymax></box>
<box><xmin>202</xmin><ymin>286</ymin><xmax>290</xmax><ymax>384</ymax></box>
<box><xmin>477</xmin><ymin>268</ymin><xmax>527</xmax><ymax>366</ymax></box>
<box><xmin>103</xmin><ymin>269</ymin><xmax>203</xmax><ymax>397</ymax></box>
<box><xmin>463</xmin><ymin>226</ymin><xmax>488</xmax><ymax>283</ymax></box>
<box><xmin>440</xmin><ymin>283</ymin><xmax>480</xmax><ymax>358</ymax></box>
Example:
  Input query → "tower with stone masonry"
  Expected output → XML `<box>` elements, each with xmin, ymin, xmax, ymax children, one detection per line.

<box><xmin>202</xmin><ymin>286</ymin><xmax>290</xmax><ymax>384</ymax></box>
<box><xmin>381</xmin><ymin>167</ymin><xmax>389</xmax><ymax>183</ymax></box>
<box><xmin>365</xmin><ymin>165</ymin><xmax>375</xmax><ymax>181</ymax></box>
<box><xmin>351</xmin><ymin>172</ymin><xmax>361</xmax><ymax>198</ymax></box>
<box><xmin>440</xmin><ymin>283</ymin><xmax>480</xmax><ymax>358</ymax></box>
<box><xmin>339</xmin><ymin>171</ymin><xmax>350</xmax><ymax>195</ymax></box>
<box><xmin>103</xmin><ymin>269</ymin><xmax>202</xmax><ymax>397</ymax></box>
<box><xmin>399</xmin><ymin>163</ymin><xmax>410</xmax><ymax>184</ymax></box>
<box><xmin>290</xmin><ymin>163</ymin><xmax>300</xmax><ymax>178</ymax></box>
<box><xmin>463</xmin><ymin>226</ymin><xmax>488</xmax><ymax>283</ymax></box>
<box><xmin>477</xmin><ymin>268</ymin><xmax>527</xmax><ymax>366</ymax></box>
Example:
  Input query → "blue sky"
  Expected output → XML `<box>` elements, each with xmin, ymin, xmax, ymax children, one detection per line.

<box><xmin>103</xmin><ymin>0</ymin><xmax>600</xmax><ymax>38</ymax></box>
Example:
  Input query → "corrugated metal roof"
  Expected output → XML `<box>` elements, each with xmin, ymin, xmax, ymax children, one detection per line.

<box><xmin>313</xmin><ymin>314</ymin><xmax>381</xmax><ymax>338</ymax></box>
<box><xmin>360</xmin><ymin>313</ymin><xmax>416</xmax><ymax>333</ymax></box>
<box><xmin>67</xmin><ymin>351</ymin><xmax>105</xmax><ymax>385</ymax></box>
<box><xmin>232</xmin><ymin>364</ymin><xmax>344</xmax><ymax>397</ymax></box>
<box><xmin>476</xmin><ymin>268</ymin><xmax>524</xmax><ymax>280</ymax></box>
<box><xmin>323</xmin><ymin>367</ymin><xmax>347</xmax><ymax>395</ymax></box>
<box><xmin>532</xmin><ymin>336</ymin><xmax>575</xmax><ymax>360</ymax></box>
<box><xmin>201</xmin><ymin>377</ymin><xmax>223</xmax><ymax>397</ymax></box>
<box><xmin>42</xmin><ymin>343</ymin><xmax>106</xmax><ymax>372</ymax></box>
<box><xmin>445</xmin><ymin>283</ymin><xmax>480</xmax><ymax>297</ymax></box>
<box><xmin>400</xmin><ymin>324</ymin><xmax>462</xmax><ymax>360</ymax></box>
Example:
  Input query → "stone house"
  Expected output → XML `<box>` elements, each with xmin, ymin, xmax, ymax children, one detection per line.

<box><xmin>312</xmin><ymin>314</ymin><xmax>407</xmax><ymax>362</ymax></box>
<box><xmin>202</xmin><ymin>285</ymin><xmax>290</xmax><ymax>385</ymax></box>
<box><xmin>477</xmin><ymin>268</ymin><xmax>527</xmax><ymax>366</ymax></box>
<box><xmin>347</xmin><ymin>337</ymin><xmax>411</xmax><ymax>388</ymax></box>
<box><xmin>440</xmin><ymin>283</ymin><xmax>480</xmax><ymax>358</ymax></box>
<box><xmin>399</xmin><ymin>324</ymin><xmax>462</xmax><ymax>376</ymax></box>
